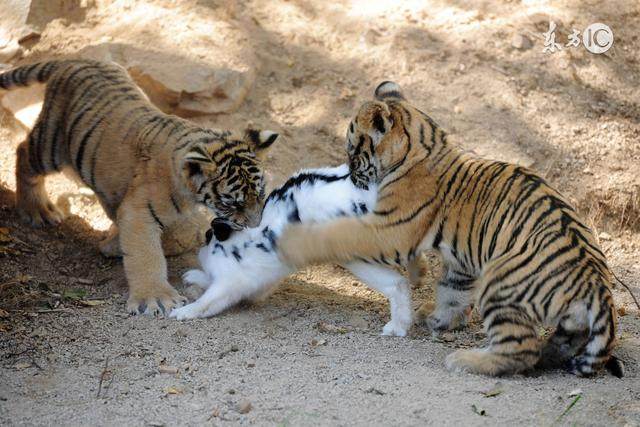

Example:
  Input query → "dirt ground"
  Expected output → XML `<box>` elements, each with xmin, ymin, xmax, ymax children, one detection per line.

<box><xmin>1</xmin><ymin>0</ymin><xmax>640</xmax><ymax>425</ymax></box>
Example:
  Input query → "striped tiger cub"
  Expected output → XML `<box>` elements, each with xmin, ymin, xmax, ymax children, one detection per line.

<box><xmin>0</xmin><ymin>59</ymin><xmax>279</xmax><ymax>317</ymax></box>
<box><xmin>278</xmin><ymin>81</ymin><xmax>623</xmax><ymax>377</ymax></box>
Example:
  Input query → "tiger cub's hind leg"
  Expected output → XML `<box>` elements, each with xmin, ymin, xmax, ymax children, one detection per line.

<box><xmin>446</xmin><ymin>306</ymin><xmax>541</xmax><ymax>376</ymax></box>
<box><xmin>565</xmin><ymin>290</ymin><xmax>618</xmax><ymax>377</ymax></box>
<box><xmin>538</xmin><ymin>314</ymin><xmax>589</xmax><ymax>370</ymax></box>
<box><xmin>15</xmin><ymin>137</ymin><xmax>65</xmax><ymax>227</ymax></box>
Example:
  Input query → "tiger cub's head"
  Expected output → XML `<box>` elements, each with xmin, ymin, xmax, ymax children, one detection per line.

<box><xmin>182</xmin><ymin>128</ymin><xmax>279</xmax><ymax>229</ymax></box>
<box><xmin>346</xmin><ymin>81</ymin><xmax>442</xmax><ymax>188</ymax></box>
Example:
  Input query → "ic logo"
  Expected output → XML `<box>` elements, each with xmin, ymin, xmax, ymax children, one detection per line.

<box><xmin>583</xmin><ymin>23</ymin><xmax>614</xmax><ymax>54</ymax></box>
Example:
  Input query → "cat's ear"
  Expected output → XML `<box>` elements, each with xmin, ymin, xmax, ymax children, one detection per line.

<box><xmin>374</xmin><ymin>81</ymin><xmax>405</xmax><ymax>101</ymax></box>
<box><xmin>244</xmin><ymin>128</ymin><xmax>279</xmax><ymax>158</ymax></box>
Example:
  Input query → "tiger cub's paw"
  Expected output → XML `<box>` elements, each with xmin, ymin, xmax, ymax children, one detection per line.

<box><xmin>445</xmin><ymin>349</ymin><xmax>489</xmax><ymax>374</ymax></box>
<box><xmin>127</xmin><ymin>282</ymin><xmax>187</xmax><ymax>317</ymax></box>
<box><xmin>417</xmin><ymin>302</ymin><xmax>469</xmax><ymax>332</ymax></box>
<box><xmin>18</xmin><ymin>200</ymin><xmax>65</xmax><ymax>228</ymax></box>
<box><xmin>99</xmin><ymin>235</ymin><xmax>121</xmax><ymax>258</ymax></box>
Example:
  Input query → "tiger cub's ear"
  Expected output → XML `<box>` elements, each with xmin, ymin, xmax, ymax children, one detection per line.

<box><xmin>374</xmin><ymin>81</ymin><xmax>405</xmax><ymax>101</ymax></box>
<box><xmin>357</xmin><ymin>101</ymin><xmax>393</xmax><ymax>142</ymax></box>
<box><xmin>244</xmin><ymin>128</ymin><xmax>280</xmax><ymax>158</ymax></box>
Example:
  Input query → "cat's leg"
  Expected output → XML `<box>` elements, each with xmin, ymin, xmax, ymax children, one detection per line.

<box><xmin>346</xmin><ymin>262</ymin><xmax>412</xmax><ymax>337</ymax></box>
<box><xmin>170</xmin><ymin>275</ymin><xmax>249</xmax><ymax>320</ymax></box>
<box><xmin>173</xmin><ymin>259</ymin><xmax>290</xmax><ymax>319</ymax></box>
<box><xmin>418</xmin><ymin>267</ymin><xmax>474</xmax><ymax>331</ymax></box>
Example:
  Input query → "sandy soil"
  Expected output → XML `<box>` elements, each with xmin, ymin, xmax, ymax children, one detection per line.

<box><xmin>1</xmin><ymin>0</ymin><xmax>639</xmax><ymax>425</ymax></box>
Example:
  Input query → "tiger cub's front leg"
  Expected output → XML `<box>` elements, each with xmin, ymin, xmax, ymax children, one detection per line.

<box><xmin>117</xmin><ymin>197</ymin><xmax>187</xmax><ymax>316</ymax></box>
<box><xmin>417</xmin><ymin>267</ymin><xmax>474</xmax><ymax>332</ymax></box>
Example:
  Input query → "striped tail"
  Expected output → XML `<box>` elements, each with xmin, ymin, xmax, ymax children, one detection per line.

<box><xmin>0</xmin><ymin>61</ymin><xmax>61</xmax><ymax>90</ymax></box>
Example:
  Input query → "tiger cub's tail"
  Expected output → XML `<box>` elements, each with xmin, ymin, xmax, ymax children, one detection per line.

<box><xmin>0</xmin><ymin>61</ymin><xmax>61</xmax><ymax>90</ymax></box>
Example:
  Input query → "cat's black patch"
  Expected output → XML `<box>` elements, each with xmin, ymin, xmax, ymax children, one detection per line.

<box><xmin>231</xmin><ymin>246</ymin><xmax>242</xmax><ymax>262</ymax></box>
<box><xmin>288</xmin><ymin>206</ymin><xmax>301</xmax><ymax>223</ymax></box>
<box><xmin>267</xmin><ymin>172</ymin><xmax>349</xmax><ymax>203</ymax></box>
<box><xmin>255</xmin><ymin>243</ymin><xmax>271</xmax><ymax>253</ymax></box>
<box><xmin>214</xmin><ymin>242</ymin><xmax>227</xmax><ymax>257</ymax></box>
<box><xmin>262</xmin><ymin>226</ymin><xmax>277</xmax><ymax>249</ymax></box>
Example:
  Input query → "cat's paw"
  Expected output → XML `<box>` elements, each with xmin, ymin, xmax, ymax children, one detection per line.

<box><xmin>182</xmin><ymin>269</ymin><xmax>211</xmax><ymax>289</ymax></box>
<box><xmin>381</xmin><ymin>320</ymin><xmax>408</xmax><ymax>337</ymax></box>
<box><xmin>170</xmin><ymin>303</ymin><xmax>204</xmax><ymax>321</ymax></box>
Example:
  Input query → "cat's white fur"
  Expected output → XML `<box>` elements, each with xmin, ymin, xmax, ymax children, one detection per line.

<box><xmin>170</xmin><ymin>164</ymin><xmax>412</xmax><ymax>336</ymax></box>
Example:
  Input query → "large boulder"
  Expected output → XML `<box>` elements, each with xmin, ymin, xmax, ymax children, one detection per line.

<box><xmin>78</xmin><ymin>41</ymin><xmax>255</xmax><ymax>116</ymax></box>
<box><xmin>1</xmin><ymin>0</ymin><xmax>257</xmax><ymax>116</ymax></box>
<box><xmin>0</xmin><ymin>0</ymin><xmax>90</xmax><ymax>61</ymax></box>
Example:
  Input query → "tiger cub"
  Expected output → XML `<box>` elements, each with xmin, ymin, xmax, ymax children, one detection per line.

<box><xmin>278</xmin><ymin>82</ymin><xmax>622</xmax><ymax>377</ymax></box>
<box><xmin>1</xmin><ymin>59</ymin><xmax>279</xmax><ymax>317</ymax></box>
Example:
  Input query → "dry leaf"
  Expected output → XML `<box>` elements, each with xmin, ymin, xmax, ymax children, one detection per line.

<box><xmin>310</xmin><ymin>338</ymin><xmax>327</xmax><ymax>347</ymax></box>
<box><xmin>482</xmin><ymin>382</ymin><xmax>503</xmax><ymax>398</ymax></box>
<box><xmin>165</xmin><ymin>386</ymin><xmax>183</xmax><ymax>395</ymax></box>
<box><xmin>317</xmin><ymin>321</ymin><xmax>349</xmax><ymax>334</ymax></box>
<box><xmin>568</xmin><ymin>388</ymin><xmax>582</xmax><ymax>397</ymax></box>
<box><xmin>158</xmin><ymin>365</ymin><xmax>179</xmax><ymax>374</ymax></box>
<box><xmin>13</xmin><ymin>362</ymin><xmax>31</xmax><ymax>370</ymax></box>
<box><xmin>78</xmin><ymin>299</ymin><xmax>106</xmax><ymax>307</ymax></box>
<box><xmin>0</xmin><ymin>308</ymin><xmax>9</xmax><ymax>318</ymax></box>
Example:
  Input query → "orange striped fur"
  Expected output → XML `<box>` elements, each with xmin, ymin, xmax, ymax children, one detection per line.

<box><xmin>2</xmin><ymin>59</ymin><xmax>279</xmax><ymax>316</ymax></box>
<box><xmin>279</xmin><ymin>82</ymin><xmax>620</xmax><ymax>377</ymax></box>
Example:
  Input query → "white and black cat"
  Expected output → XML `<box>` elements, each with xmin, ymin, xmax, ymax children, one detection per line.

<box><xmin>170</xmin><ymin>164</ymin><xmax>413</xmax><ymax>336</ymax></box>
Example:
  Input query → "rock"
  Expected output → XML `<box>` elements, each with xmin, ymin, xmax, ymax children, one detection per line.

<box><xmin>599</xmin><ymin>232</ymin><xmax>612</xmax><ymax>241</ymax></box>
<box><xmin>440</xmin><ymin>332</ymin><xmax>456</xmax><ymax>342</ymax></box>
<box><xmin>2</xmin><ymin>2</ymin><xmax>257</xmax><ymax>117</ymax></box>
<box><xmin>0</xmin><ymin>41</ymin><xmax>23</xmax><ymax>62</ymax></box>
<box><xmin>512</xmin><ymin>34</ymin><xmax>533</xmax><ymax>50</ymax></box>
<box><xmin>77</xmin><ymin>41</ymin><xmax>255</xmax><ymax>116</ymax></box>
<box><xmin>74</xmin><ymin>0</ymin><xmax>257</xmax><ymax>116</ymax></box>
<box><xmin>0</xmin><ymin>0</ymin><xmax>89</xmax><ymax>47</ymax></box>
<box><xmin>0</xmin><ymin>83</ymin><xmax>45</xmax><ymax>129</ymax></box>
<box><xmin>236</xmin><ymin>399</ymin><xmax>252</xmax><ymax>414</ymax></box>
